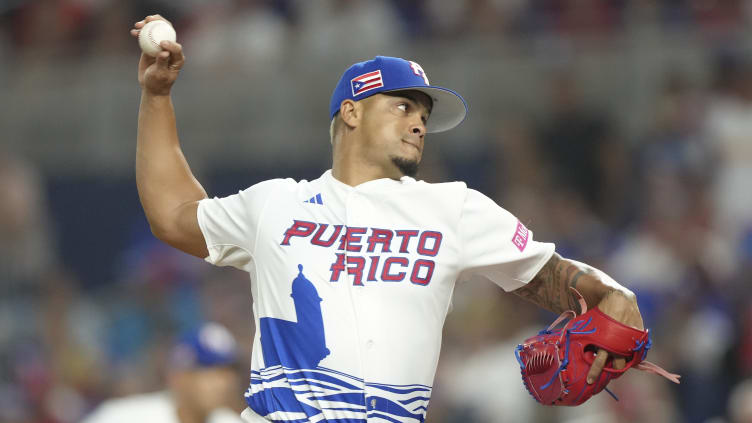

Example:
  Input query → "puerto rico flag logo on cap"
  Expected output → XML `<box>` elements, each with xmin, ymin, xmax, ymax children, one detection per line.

<box><xmin>351</xmin><ymin>70</ymin><xmax>384</xmax><ymax>96</ymax></box>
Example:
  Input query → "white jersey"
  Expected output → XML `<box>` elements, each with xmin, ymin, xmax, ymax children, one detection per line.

<box><xmin>197</xmin><ymin>170</ymin><xmax>554</xmax><ymax>423</ymax></box>
<box><xmin>80</xmin><ymin>391</ymin><xmax>243</xmax><ymax>423</ymax></box>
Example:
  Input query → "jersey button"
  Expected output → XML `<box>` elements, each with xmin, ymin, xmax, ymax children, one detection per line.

<box><xmin>365</xmin><ymin>339</ymin><xmax>374</xmax><ymax>349</ymax></box>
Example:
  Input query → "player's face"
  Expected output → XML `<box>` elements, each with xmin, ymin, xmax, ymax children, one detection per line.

<box><xmin>360</xmin><ymin>91</ymin><xmax>432</xmax><ymax>177</ymax></box>
<box><xmin>169</xmin><ymin>366</ymin><xmax>240</xmax><ymax>412</ymax></box>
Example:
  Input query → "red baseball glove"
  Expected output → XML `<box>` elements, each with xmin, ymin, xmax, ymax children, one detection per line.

<box><xmin>515</xmin><ymin>292</ymin><xmax>680</xmax><ymax>406</ymax></box>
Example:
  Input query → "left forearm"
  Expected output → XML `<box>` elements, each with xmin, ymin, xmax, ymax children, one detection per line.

<box><xmin>513</xmin><ymin>252</ymin><xmax>635</xmax><ymax>314</ymax></box>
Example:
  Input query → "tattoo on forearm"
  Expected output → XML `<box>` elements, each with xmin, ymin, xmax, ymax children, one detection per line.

<box><xmin>513</xmin><ymin>253</ymin><xmax>588</xmax><ymax>314</ymax></box>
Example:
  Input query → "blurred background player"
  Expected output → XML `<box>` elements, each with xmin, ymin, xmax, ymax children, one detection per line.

<box><xmin>81</xmin><ymin>322</ymin><xmax>245</xmax><ymax>423</ymax></box>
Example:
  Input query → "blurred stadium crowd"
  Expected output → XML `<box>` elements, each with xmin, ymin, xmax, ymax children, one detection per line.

<box><xmin>2</xmin><ymin>1</ymin><xmax>752</xmax><ymax>422</ymax></box>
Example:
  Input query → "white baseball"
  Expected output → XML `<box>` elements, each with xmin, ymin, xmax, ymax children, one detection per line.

<box><xmin>138</xmin><ymin>20</ymin><xmax>177</xmax><ymax>57</ymax></box>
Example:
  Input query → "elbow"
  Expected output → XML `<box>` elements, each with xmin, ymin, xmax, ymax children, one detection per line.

<box><xmin>145</xmin><ymin>208</ymin><xmax>182</xmax><ymax>244</ymax></box>
<box><xmin>146</xmin><ymin>217</ymin><xmax>208</xmax><ymax>259</ymax></box>
<box><xmin>142</xmin><ymin>201</ymin><xmax>207</xmax><ymax>258</ymax></box>
<box><xmin>149</xmin><ymin>222</ymin><xmax>184</xmax><ymax>252</ymax></box>
<box><xmin>148</xmin><ymin>221</ymin><xmax>174</xmax><ymax>243</ymax></box>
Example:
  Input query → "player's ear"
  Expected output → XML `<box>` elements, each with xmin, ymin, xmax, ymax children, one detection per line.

<box><xmin>339</xmin><ymin>99</ymin><xmax>360</xmax><ymax>129</ymax></box>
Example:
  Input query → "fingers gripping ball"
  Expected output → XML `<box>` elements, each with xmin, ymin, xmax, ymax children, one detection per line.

<box><xmin>138</xmin><ymin>20</ymin><xmax>176</xmax><ymax>56</ymax></box>
<box><xmin>514</xmin><ymin>291</ymin><xmax>680</xmax><ymax>406</ymax></box>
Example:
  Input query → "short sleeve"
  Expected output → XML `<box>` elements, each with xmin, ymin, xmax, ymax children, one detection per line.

<box><xmin>458</xmin><ymin>189</ymin><xmax>555</xmax><ymax>291</ymax></box>
<box><xmin>197</xmin><ymin>179</ymin><xmax>289</xmax><ymax>270</ymax></box>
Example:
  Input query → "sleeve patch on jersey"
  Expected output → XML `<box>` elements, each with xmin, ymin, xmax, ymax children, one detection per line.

<box><xmin>512</xmin><ymin>221</ymin><xmax>529</xmax><ymax>252</ymax></box>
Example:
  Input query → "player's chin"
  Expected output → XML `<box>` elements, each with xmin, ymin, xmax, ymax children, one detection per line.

<box><xmin>390</xmin><ymin>155</ymin><xmax>419</xmax><ymax>178</ymax></box>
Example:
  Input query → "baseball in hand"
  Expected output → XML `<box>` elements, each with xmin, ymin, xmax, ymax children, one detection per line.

<box><xmin>138</xmin><ymin>20</ymin><xmax>176</xmax><ymax>56</ymax></box>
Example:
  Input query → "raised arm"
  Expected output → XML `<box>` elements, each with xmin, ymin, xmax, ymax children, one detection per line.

<box><xmin>513</xmin><ymin>252</ymin><xmax>644</xmax><ymax>383</ymax></box>
<box><xmin>130</xmin><ymin>15</ymin><xmax>208</xmax><ymax>258</ymax></box>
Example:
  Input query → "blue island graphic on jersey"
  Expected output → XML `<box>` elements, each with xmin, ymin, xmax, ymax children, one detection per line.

<box><xmin>246</xmin><ymin>265</ymin><xmax>432</xmax><ymax>423</ymax></box>
<box><xmin>260</xmin><ymin>264</ymin><xmax>331</xmax><ymax>369</ymax></box>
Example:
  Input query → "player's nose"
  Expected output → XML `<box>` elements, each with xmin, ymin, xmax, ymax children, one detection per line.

<box><xmin>409</xmin><ymin>118</ymin><xmax>426</xmax><ymax>138</ymax></box>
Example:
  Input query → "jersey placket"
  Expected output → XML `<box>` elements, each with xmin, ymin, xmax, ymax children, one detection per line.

<box><xmin>342</xmin><ymin>188</ymin><xmax>376</xmax><ymax>421</ymax></box>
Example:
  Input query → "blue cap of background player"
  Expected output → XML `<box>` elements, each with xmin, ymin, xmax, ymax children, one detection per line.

<box><xmin>170</xmin><ymin>322</ymin><xmax>238</xmax><ymax>369</ymax></box>
<box><xmin>330</xmin><ymin>56</ymin><xmax>468</xmax><ymax>133</ymax></box>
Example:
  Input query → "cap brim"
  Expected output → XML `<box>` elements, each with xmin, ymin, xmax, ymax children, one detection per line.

<box><xmin>384</xmin><ymin>86</ymin><xmax>467</xmax><ymax>133</ymax></box>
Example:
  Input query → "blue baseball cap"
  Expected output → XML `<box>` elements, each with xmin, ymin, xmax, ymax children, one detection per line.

<box><xmin>330</xmin><ymin>56</ymin><xmax>468</xmax><ymax>133</ymax></box>
<box><xmin>170</xmin><ymin>322</ymin><xmax>238</xmax><ymax>368</ymax></box>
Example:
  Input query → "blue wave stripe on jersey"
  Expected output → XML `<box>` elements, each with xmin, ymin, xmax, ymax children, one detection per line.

<box><xmin>304</xmin><ymin>395</ymin><xmax>367</xmax><ymax>406</ymax></box>
<box><xmin>279</xmin><ymin>368</ymin><xmax>363</xmax><ymax>390</ymax></box>
<box><xmin>398</xmin><ymin>396</ymin><xmax>431</xmax><ymax>405</ymax></box>
<box><xmin>267</xmin><ymin>416</ymin><xmax>366</xmax><ymax>423</ymax></box>
<box><xmin>247</xmin><ymin>368</ymin><xmax>369</xmax><ymax>420</ymax></box>
<box><xmin>247</xmin><ymin>367</ymin><xmax>433</xmax><ymax>418</ymax></box>
<box><xmin>256</xmin><ymin>365</ymin><xmax>283</xmax><ymax>374</ymax></box>
<box><xmin>322</xmin><ymin>407</ymin><xmax>369</xmax><ymax>412</ymax></box>
<box><xmin>363</xmin><ymin>385</ymin><xmax>431</xmax><ymax>395</ymax></box>
<box><xmin>295</xmin><ymin>369</ymin><xmax>363</xmax><ymax>389</ymax></box>
<box><xmin>254</xmin><ymin>375</ymin><xmax>354</xmax><ymax>392</ymax></box>
<box><xmin>312</xmin><ymin>392</ymin><xmax>367</xmax><ymax>404</ymax></box>
<box><xmin>316</xmin><ymin>366</ymin><xmax>365</xmax><ymax>382</ymax></box>
<box><xmin>250</xmin><ymin>373</ymin><xmax>288</xmax><ymax>384</ymax></box>
<box><xmin>246</xmin><ymin>386</ymin><xmax>320</xmax><ymax>419</ymax></box>
<box><xmin>270</xmin><ymin>418</ymin><xmax>366</xmax><ymax>423</ymax></box>
<box><xmin>289</xmin><ymin>379</ymin><xmax>343</xmax><ymax>391</ymax></box>
<box><xmin>268</xmin><ymin>418</ymin><xmax>309</xmax><ymax>423</ymax></box>
<box><xmin>292</xmin><ymin>388</ymin><xmax>327</xmax><ymax>395</ymax></box>
<box><xmin>253</xmin><ymin>367</ymin><xmax>282</xmax><ymax>377</ymax></box>
<box><xmin>366</xmin><ymin>382</ymin><xmax>432</xmax><ymax>389</ymax></box>
<box><xmin>367</xmin><ymin>396</ymin><xmax>425</xmax><ymax>420</ymax></box>
<box><xmin>366</xmin><ymin>412</ymin><xmax>410</xmax><ymax>423</ymax></box>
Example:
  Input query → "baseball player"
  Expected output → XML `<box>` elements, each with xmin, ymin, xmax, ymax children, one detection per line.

<box><xmin>81</xmin><ymin>322</ymin><xmax>245</xmax><ymax>423</ymax></box>
<box><xmin>131</xmin><ymin>15</ymin><xmax>647</xmax><ymax>423</ymax></box>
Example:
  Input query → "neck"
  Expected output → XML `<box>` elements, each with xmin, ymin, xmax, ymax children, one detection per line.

<box><xmin>332</xmin><ymin>141</ymin><xmax>402</xmax><ymax>187</ymax></box>
<box><xmin>331</xmin><ymin>163</ymin><xmax>399</xmax><ymax>187</ymax></box>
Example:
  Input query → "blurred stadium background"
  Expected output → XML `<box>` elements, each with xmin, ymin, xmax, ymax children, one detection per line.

<box><xmin>2</xmin><ymin>1</ymin><xmax>752</xmax><ymax>422</ymax></box>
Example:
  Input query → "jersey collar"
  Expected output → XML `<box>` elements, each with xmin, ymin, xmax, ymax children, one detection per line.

<box><xmin>323</xmin><ymin>169</ymin><xmax>416</xmax><ymax>191</ymax></box>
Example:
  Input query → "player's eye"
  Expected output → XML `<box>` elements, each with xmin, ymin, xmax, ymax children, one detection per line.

<box><xmin>397</xmin><ymin>103</ymin><xmax>408</xmax><ymax>112</ymax></box>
